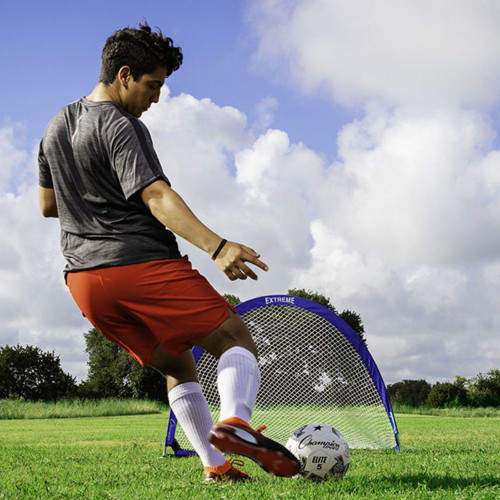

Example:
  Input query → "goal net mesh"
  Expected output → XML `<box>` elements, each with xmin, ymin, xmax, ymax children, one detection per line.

<box><xmin>170</xmin><ymin>301</ymin><xmax>398</xmax><ymax>451</ymax></box>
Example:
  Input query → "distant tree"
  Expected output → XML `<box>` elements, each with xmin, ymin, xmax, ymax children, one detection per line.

<box><xmin>287</xmin><ymin>288</ymin><xmax>368</xmax><ymax>346</ymax></box>
<box><xmin>338</xmin><ymin>310</ymin><xmax>367</xmax><ymax>346</ymax></box>
<box><xmin>82</xmin><ymin>329</ymin><xmax>132</xmax><ymax>398</ymax></box>
<box><xmin>0</xmin><ymin>344</ymin><xmax>76</xmax><ymax>401</ymax></box>
<box><xmin>288</xmin><ymin>288</ymin><xmax>338</xmax><ymax>313</ymax></box>
<box><xmin>82</xmin><ymin>329</ymin><xmax>166</xmax><ymax>402</ymax></box>
<box><xmin>125</xmin><ymin>363</ymin><xmax>167</xmax><ymax>402</ymax></box>
<box><xmin>223</xmin><ymin>294</ymin><xmax>241</xmax><ymax>307</ymax></box>
<box><xmin>467</xmin><ymin>369</ymin><xmax>500</xmax><ymax>407</ymax></box>
<box><xmin>387</xmin><ymin>379</ymin><xmax>432</xmax><ymax>406</ymax></box>
<box><xmin>426</xmin><ymin>378</ymin><xmax>468</xmax><ymax>408</ymax></box>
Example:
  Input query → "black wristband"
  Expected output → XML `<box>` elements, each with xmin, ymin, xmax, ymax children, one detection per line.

<box><xmin>211</xmin><ymin>239</ymin><xmax>227</xmax><ymax>261</ymax></box>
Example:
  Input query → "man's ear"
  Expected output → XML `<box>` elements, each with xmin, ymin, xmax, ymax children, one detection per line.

<box><xmin>117</xmin><ymin>66</ymin><xmax>132</xmax><ymax>89</ymax></box>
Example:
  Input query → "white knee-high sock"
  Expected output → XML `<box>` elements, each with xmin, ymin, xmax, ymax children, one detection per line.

<box><xmin>217</xmin><ymin>346</ymin><xmax>261</xmax><ymax>423</ymax></box>
<box><xmin>168</xmin><ymin>382</ymin><xmax>226</xmax><ymax>468</ymax></box>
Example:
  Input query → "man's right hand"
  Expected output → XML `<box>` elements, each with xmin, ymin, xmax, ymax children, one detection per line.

<box><xmin>213</xmin><ymin>241</ymin><xmax>269</xmax><ymax>281</ymax></box>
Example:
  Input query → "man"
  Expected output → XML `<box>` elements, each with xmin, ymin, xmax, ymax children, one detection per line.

<box><xmin>38</xmin><ymin>22</ymin><xmax>299</xmax><ymax>482</ymax></box>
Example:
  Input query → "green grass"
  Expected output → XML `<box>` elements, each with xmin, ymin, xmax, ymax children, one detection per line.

<box><xmin>0</xmin><ymin>399</ymin><xmax>167</xmax><ymax>420</ymax></box>
<box><xmin>0</xmin><ymin>412</ymin><xmax>499</xmax><ymax>499</ymax></box>
<box><xmin>392</xmin><ymin>404</ymin><xmax>500</xmax><ymax>418</ymax></box>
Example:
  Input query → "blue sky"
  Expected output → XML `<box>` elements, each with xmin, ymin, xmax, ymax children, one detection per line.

<box><xmin>1</xmin><ymin>0</ymin><xmax>500</xmax><ymax>384</ymax></box>
<box><xmin>1</xmin><ymin>0</ymin><xmax>354</xmax><ymax>162</ymax></box>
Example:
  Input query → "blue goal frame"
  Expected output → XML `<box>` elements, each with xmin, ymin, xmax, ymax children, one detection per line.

<box><xmin>163</xmin><ymin>294</ymin><xmax>400</xmax><ymax>456</ymax></box>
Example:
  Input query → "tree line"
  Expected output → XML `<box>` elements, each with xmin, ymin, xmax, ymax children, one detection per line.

<box><xmin>387</xmin><ymin>372</ymin><xmax>500</xmax><ymax>408</ymax></box>
<box><xmin>1</xmin><ymin>288</ymin><xmax>497</xmax><ymax>408</ymax></box>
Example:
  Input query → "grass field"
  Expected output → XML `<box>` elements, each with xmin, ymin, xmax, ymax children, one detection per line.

<box><xmin>391</xmin><ymin>404</ymin><xmax>500</xmax><ymax>418</ymax></box>
<box><xmin>0</xmin><ymin>410</ymin><xmax>499</xmax><ymax>499</ymax></box>
<box><xmin>0</xmin><ymin>399</ymin><xmax>167</xmax><ymax>420</ymax></box>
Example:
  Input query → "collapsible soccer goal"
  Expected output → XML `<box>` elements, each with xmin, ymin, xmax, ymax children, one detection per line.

<box><xmin>163</xmin><ymin>294</ymin><xmax>400</xmax><ymax>456</ymax></box>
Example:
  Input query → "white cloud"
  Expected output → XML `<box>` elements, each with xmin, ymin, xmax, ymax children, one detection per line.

<box><xmin>323</xmin><ymin>106</ymin><xmax>500</xmax><ymax>267</ymax></box>
<box><xmin>292</xmin><ymin>220</ymin><xmax>390</xmax><ymax>301</ymax></box>
<box><xmin>247</xmin><ymin>0</ymin><xmax>500</xmax><ymax>382</ymax></box>
<box><xmin>144</xmin><ymin>91</ymin><xmax>325</xmax><ymax>296</ymax></box>
<box><xmin>143</xmin><ymin>88</ymin><xmax>251</xmax><ymax>207</ymax></box>
<box><xmin>249</xmin><ymin>0</ymin><xmax>500</xmax><ymax>108</ymax></box>
<box><xmin>254</xmin><ymin>96</ymin><xmax>279</xmax><ymax>132</ymax></box>
<box><xmin>0</xmin><ymin>127</ymin><xmax>28</xmax><ymax>192</ymax></box>
<box><xmin>0</xmin><ymin>135</ymin><xmax>88</xmax><ymax>379</ymax></box>
<box><xmin>293</xmin><ymin>220</ymin><xmax>500</xmax><ymax>382</ymax></box>
<box><xmin>404</xmin><ymin>267</ymin><xmax>468</xmax><ymax>314</ymax></box>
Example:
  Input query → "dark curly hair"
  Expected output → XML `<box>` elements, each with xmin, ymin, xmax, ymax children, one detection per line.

<box><xmin>99</xmin><ymin>21</ymin><xmax>183</xmax><ymax>84</ymax></box>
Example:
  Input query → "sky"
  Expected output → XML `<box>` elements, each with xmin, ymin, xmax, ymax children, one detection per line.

<box><xmin>1</xmin><ymin>0</ymin><xmax>500</xmax><ymax>385</ymax></box>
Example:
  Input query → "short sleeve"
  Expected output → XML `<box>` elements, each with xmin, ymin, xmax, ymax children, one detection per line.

<box><xmin>108</xmin><ymin>117</ymin><xmax>169</xmax><ymax>200</ymax></box>
<box><xmin>38</xmin><ymin>140</ymin><xmax>53</xmax><ymax>189</ymax></box>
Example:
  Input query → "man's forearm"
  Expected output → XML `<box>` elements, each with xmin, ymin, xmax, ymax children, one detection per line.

<box><xmin>142</xmin><ymin>181</ymin><xmax>222</xmax><ymax>255</ymax></box>
<box><xmin>141</xmin><ymin>179</ymin><xmax>269</xmax><ymax>282</ymax></box>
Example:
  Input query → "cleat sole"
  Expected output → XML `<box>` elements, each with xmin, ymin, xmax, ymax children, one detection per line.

<box><xmin>209</xmin><ymin>427</ymin><xmax>300</xmax><ymax>477</ymax></box>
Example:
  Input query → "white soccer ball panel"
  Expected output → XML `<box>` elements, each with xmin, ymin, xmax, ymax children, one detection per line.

<box><xmin>286</xmin><ymin>423</ymin><xmax>350</xmax><ymax>480</ymax></box>
<box><xmin>301</xmin><ymin>448</ymin><xmax>336</xmax><ymax>476</ymax></box>
<box><xmin>285</xmin><ymin>434</ymin><xmax>299</xmax><ymax>456</ymax></box>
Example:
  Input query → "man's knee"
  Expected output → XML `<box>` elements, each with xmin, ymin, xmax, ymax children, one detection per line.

<box><xmin>195</xmin><ymin>310</ymin><xmax>258</xmax><ymax>359</ymax></box>
<box><xmin>148</xmin><ymin>346</ymin><xmax>197</xmax><ymax>381</ymax></box>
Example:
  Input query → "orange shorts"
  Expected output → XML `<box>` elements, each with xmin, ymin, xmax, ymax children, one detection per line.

<box><xmin>66</xmin><ymin>256</ymin><xmax>236</xmax><ymax>366</ymax></box>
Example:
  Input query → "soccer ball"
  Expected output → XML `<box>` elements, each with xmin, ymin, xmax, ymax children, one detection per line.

<box><xmin>285</xmin><ymin>423</ymin><xmax>350</xmax><ymax>481</ymax></box>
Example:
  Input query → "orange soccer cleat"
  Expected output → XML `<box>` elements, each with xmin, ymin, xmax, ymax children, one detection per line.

<box><xmin>208</xmin><ymin>417</ymin><xmax>300</xmax><ymax>477</ymax></box>
<box><xmin>204</xmin><ymin>458</ymin><xmax>251</xmax><ymax>482</ymax></box>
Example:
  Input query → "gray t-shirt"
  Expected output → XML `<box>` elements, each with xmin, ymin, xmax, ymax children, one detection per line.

<box><xmin>38</xmin><ymin>98</ymin><xmax>181</xmax><ymax>273</ymax></box>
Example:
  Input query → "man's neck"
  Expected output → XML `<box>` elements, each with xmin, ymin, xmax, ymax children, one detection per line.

<box><xmin>86</xmin><ymin>82</ymin><xmax>121</xmax><ymax>105</ymax></box>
